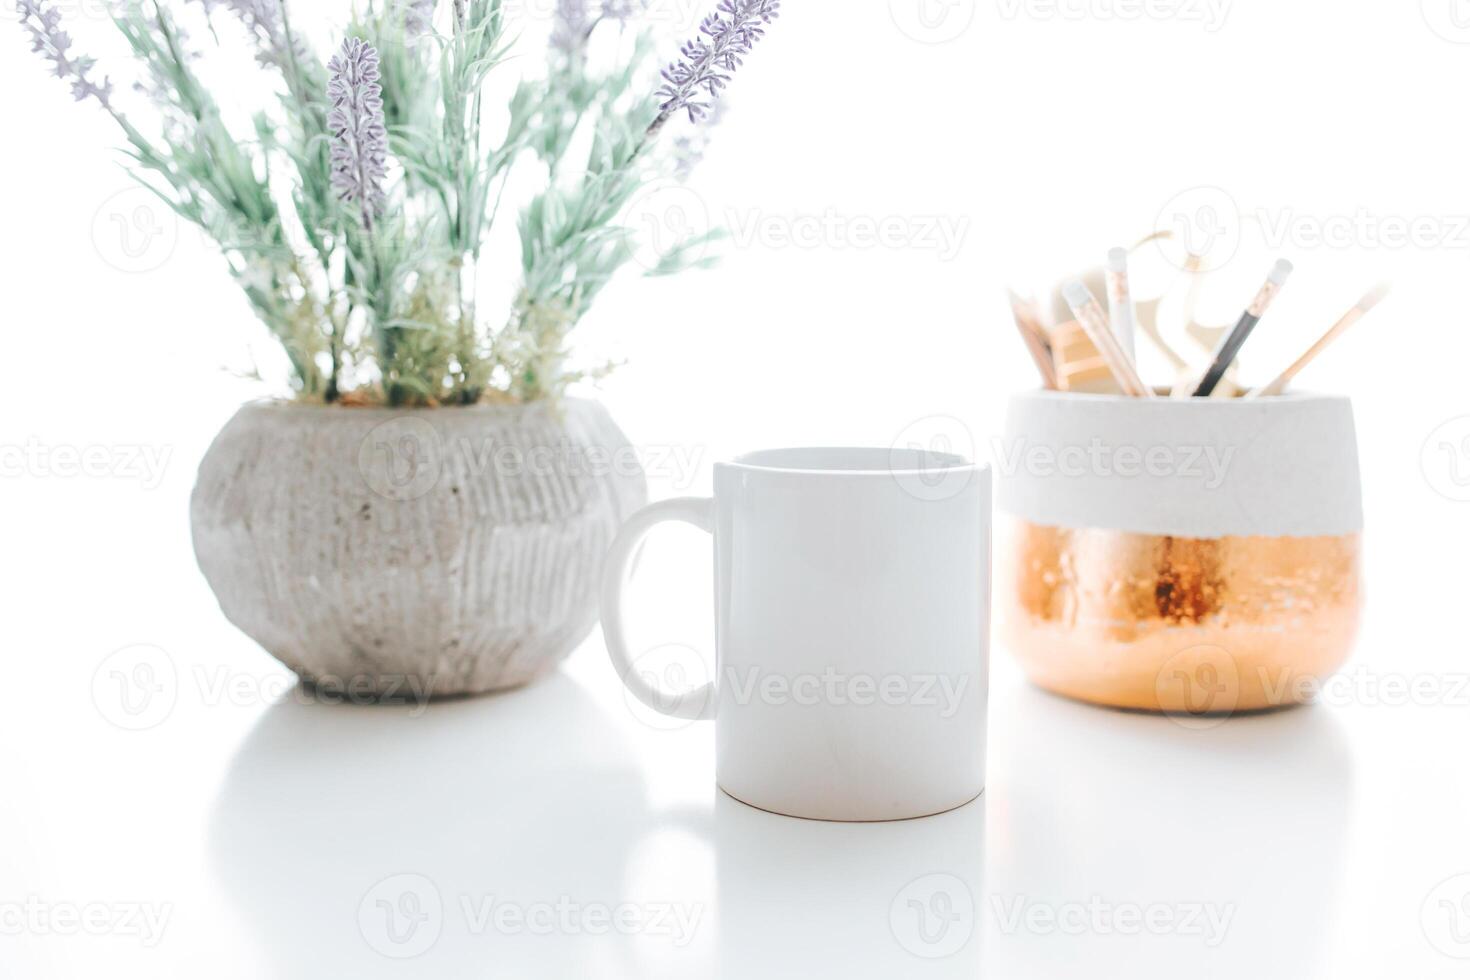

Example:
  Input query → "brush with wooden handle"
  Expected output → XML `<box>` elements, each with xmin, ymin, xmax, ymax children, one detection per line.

<box><xmin>1248</xmin><ymin>283</ymin><xmax>1390</xmax><ymax>398</ymax></box>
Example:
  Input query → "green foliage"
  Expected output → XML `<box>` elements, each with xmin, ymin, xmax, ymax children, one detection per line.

<box><xmin>65</xmin><ymin>0</ymin><xmax>725</xmax><ymax>406</ymax></box>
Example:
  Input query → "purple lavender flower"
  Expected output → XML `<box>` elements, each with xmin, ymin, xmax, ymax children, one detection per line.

<box><xmin>672</xmin><ymin>97</ymin><xmax>726</xmax><ymax>178</ymax></box>
<box><xmin>327</xmin><ymin>38</ymin><xmax>389</xmax><ymax>230</ymax></box>
<box><xmin>602</xmin><ymin>0</ymin><xmax>646</xmax><ymax>21</ymax></box>
<box><xmin>16</xmin><ymin>0</ymin><xmax>116</xmax><ymax>109</ymax></box>
<box><xmin>648</xmin><ymin>0</ymin><xmax>778</xmax><ymax>137</ymax></box>
<box><xmin>401</xmin><ymin>0</ymin><xmax>438</xmax><ymax>36</ymax></box>
<box><xmin>550</xmin><ymin>0</ymin><xmax>593</xmax><ymax>58</ymax></box>
<box><xmin>191</xmin><ymin>0</ymin><xmax>309</xmax><ymax>70</ymax></box>
<box><xmin>552</xmin><ymin>0</ymin><xmax>645</xmax><ymax>59</ymax></box>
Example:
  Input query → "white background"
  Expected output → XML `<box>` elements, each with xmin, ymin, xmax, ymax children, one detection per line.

<box><xmin>4</xmin><ymin>0</ymin><xmax>1470</xmax><ymax>977</ymax></box>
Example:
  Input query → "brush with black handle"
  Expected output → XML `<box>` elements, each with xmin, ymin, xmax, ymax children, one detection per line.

<box><xmin>1192</xmin><ymin>259</ymin><xmax>1294</xmax><ymax>397</ymax></box>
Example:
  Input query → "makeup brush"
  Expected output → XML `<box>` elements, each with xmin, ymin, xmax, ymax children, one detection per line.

<box><xmin>1249</xmin><ymin>283</ymin><xmax>1390</xmax><ymax>398</ymax></box>
<box><xmin>1106</xmin><ymin>247</ymin><xmax>1137</xmax><ymax>361</ymax></box>
<box><xmin>1062</xmin><ymin>281</ymin><xmax>1153</xmax><ymax>398</ymax></box>
<box><xmin>1192</xmin><ymin>259</ymin><xmax>1294</xmax><ymax>398</ymax></box>
<box><xmin>1008</xmin><ymin>290</ymin><xmax>1059</xmax><ymax>389</ymax></box>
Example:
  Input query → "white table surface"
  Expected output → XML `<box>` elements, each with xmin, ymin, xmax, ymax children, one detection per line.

<box><xmin>8</xmin><ymin>2</ymin><xmax>1470</xmax><ymax>974</ymax></box>
<box><xmin>5</xmin><ymin>452</ymin><xmax>1469</xmax><ymax>980</ymax></box>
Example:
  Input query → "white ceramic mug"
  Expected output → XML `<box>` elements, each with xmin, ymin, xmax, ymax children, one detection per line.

<box><xmin>601</xmin><ymin>448</ymin><xmax>991</xmax><ymax>822</ymax></box>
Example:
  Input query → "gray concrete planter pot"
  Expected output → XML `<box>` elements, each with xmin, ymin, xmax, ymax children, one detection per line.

<box><xmin>191</xmin><ymin>399</ymin><xmax>648</xmax><ymax>699</ymax></box>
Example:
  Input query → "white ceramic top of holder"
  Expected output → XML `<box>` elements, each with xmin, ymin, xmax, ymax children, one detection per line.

<box><xmin>997</xmin><ymin>391</ymin><xmax>1364</xmax><ymax>539</ymax></box>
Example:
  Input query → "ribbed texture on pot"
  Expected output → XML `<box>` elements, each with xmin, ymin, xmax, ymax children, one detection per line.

<box><xmin>190</xmin><ymin>399</ymin><xmax>648</xmax><ymax>698</ymax></box>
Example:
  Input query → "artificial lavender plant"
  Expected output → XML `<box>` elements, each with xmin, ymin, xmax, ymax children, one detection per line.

<box><xmin>15</xmin><ymin>0</ymin><xmax>781</xmax><ymax>406</ymax></box>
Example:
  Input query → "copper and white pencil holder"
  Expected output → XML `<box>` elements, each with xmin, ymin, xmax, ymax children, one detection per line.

<box><xmin>996</xmin><ymin>391</ymin><xmax>1363</xmax><ymax>715</ymax></box>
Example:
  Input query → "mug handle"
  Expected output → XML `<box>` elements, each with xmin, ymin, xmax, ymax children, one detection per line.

<box><xmin>601</xmin><ymin>497</ymin><xmax>717</xmax><ymax>721</ymax></box>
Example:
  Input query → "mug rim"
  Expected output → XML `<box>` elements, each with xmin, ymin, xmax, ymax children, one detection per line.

<box><xmin>724</xmin><ymin>447</ymin><xmax>988</xmax><ymax>477</ymax></box>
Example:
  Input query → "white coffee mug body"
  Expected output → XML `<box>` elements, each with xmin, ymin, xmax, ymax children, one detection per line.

<box><xmin>602</xmin><ymin>448</ymin><xmax>991</xmax><ymax>822</ymax></box>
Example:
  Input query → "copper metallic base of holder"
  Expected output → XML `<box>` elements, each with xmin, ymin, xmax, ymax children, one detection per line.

<box><xmin>999</xmin><ymin>519</ymin><xmax>1362</xmax><ymax>715</ymax></box>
